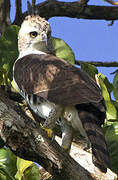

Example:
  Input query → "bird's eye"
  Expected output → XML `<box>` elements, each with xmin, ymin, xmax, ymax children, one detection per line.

<box><xmin>30</xmin><ymin>31</ymin><xmax>38</xmax><ymax>38</ymax></box>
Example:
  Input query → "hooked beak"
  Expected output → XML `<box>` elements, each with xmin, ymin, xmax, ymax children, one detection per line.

<box><xmin>38</xmin><ymin>33</ymin><xmax>47</xmax><ymax>45</ymax></box>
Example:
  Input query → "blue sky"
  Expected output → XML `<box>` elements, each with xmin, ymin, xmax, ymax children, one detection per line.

<box><xmin>10</xmin><ymin>0</ymin><xmax>118</xmax><ymax>84</ymax></box>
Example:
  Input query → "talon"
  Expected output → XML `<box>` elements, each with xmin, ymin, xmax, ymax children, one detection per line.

<box><xmin>62</xmin><ymin>145</ymin><xmax>70</xmax><ymax>153</ymax></box>
<box><xmin>45</xmin><ymin>128</ymin><xmax>53</xmax><ymax>138</ymax></box>
<box><xmin>40</xmin><ymin>123</ymin><xmax>53</xmax><ymax>138</ymax></box>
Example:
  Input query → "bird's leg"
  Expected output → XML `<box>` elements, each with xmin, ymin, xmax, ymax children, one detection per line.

<box><xmin>60</xmin><ymin>118</ymin><xmax>73</xmax><ymax>153</ymax></box>
<box><xmin>42</xmin><ymin>105</ymin><xmax>63</xmax><ymax>138</ymax></box>
<box><xmin>43</xmin><ymin>105</ymin><xmax>62</xmax><ymax>129</ymax></box>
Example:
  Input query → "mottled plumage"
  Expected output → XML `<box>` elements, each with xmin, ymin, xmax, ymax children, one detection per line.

<box><xmin>13</xmin><ymin>15</ymin><xmax>110</xmax><ymax>172</ymax></box>
<box><xmin>14</xmin><ymin>53</ymin><xmax>103</xmax><ymax>106</ymax></box>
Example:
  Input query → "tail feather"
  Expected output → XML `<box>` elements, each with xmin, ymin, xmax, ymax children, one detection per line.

<box><xmin>76</xmin><ymin>104</ymin><xmax>110</xmax><ymax>172</ymax></box>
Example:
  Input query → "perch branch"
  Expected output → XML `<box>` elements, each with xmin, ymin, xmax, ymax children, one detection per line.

<box><xmin>0</xmin><ymin>87</ymin><xmax>94</xmax><ymax>180</ymax></box>
<box><xmin>0</xmin><ymin>87</ymin><xmax>117</xmax><ymax>179</ymax></box>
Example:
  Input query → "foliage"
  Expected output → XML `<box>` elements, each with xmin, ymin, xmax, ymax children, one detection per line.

<box><xmin>0</xmin><ymin>148</ymin><xmax>40</xmax><ymax>180</ymax></box>
<box><xmin>81</xmin><ymin>63</ymin><xmax>98</xmax><ymax>80</ymax></box>
<box><xmin>98</xmin><ymin>73</ymin><xmax>117</xmax><ymax>121</ymax></box>
<box><xmin>52</xmin><ymin>37</ymin><xmax>75</xmax><ymax>65</ymax></box>
<box><xmin>113</xmin><ymin>71</ymin><xmax>118</xmax><ymax>101</ymax></box>
<box><xmin>105</xmin><ymin>123</ymin><xmax>118</xmax><ymax>174</ymax></box>
<box><xmin>81</xmin><ymin>63</ymin><xmax>118</xmax><ymax>173</ymax></box>
<box><xmin>15</xmin><ymin>158</ymin><xmax>40</xmax><ymax>180</ymax></box>
<box><xmin>0</xmin><ymin>25</ymin><xmax>19</xmax><ymax>89</ymax></box>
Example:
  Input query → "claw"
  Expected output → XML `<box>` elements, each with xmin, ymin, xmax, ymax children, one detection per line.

<box><xmin>40</xmin><ymin>123</ymin><xmax>54</xmax><ymax>138</ymax></box>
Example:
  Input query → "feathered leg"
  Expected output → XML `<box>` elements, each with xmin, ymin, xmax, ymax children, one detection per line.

<box><xmin>61</xmin><ymin>118</ymin><xmax>73</xmax><ymax>153</ymax></box>
<box><xmin>43</xmin><ymin>105</ymin><xmax>63</xmax><ymax>129</ymax></box>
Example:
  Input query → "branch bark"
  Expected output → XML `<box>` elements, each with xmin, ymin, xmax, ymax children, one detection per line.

<box><xmin>13</xmin><ymin>1</ymin><xmax>118</xmax><ymax>25</ymax></box>
<box><xmin>0</xmin><ymin>87</ymin><xmax>95</xmax><ymax>180</ymax></box>
<box><xmin>0</xmin><ymin>87</ymin><xmax>117</xmax><ymax>179</ymax></box>
<box><xmin>79</xmin><ymin>0</ymin><xmax>89</xmax><ymax>5</ymax></box>
<box><xmin>14</xmin><ymin>0</ymin><xmax>22</xmax><ymax>25</ymax></box>
<box><xmin>75</xmin><ymin>60</ymin><xmax>118</xmax><ymax>67</ymax></box>
<box><xmin>105</xmin><ymin>0</ymin><xmax>118</xmax><ymax>5</ymax></box>
<box><xmin>0</xmin><ymin>0</ymin><xmax>11</xmax><ymax>34</ymax></box>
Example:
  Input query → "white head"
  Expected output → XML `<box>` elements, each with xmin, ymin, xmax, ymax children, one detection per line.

<box><xmin>18</xmin><ymin>15</ymin><xmax>53</xmax><ymax>56</ymax></box>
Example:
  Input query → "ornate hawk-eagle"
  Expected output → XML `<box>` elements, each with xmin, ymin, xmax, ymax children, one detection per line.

<box><xmin>13</xmin><ymin>15</ymin><xmax>110</xmax><ymax>172</ymax></box>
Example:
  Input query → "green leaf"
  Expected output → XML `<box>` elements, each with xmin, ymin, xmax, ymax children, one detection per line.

<box><xmin>0</xmin><ymin>148</ymin><xmax>17</xmax><ymax>177</ymax></box>
<box><xmin>0</xmin><ymin>67</ymin><xmax>7</xmax><ymax>85</ymax></box>
<box><xmin>4</xmin><ymin>25</ymin><xmax>20</xmax><ymax>43</ymax></box>
<box><xmin>81</xmin><ymin>63</ymin><xmax>98</xmax><ymax>79</ymax></box>
<box><xmin>0</xmin><ymin>25</ymin><xmax>20</xmax><ymax>88</ymax></box>
<box><xmin>0</xmin><ymin>166</ymin><xmax>15</xmax><ymax>180</ymax></box>
<box><xmin>113</xmin><ymin>72</ymin><xmax>118</xmax><ymax>101</ymax></box>
<box><xmin>21</xmin><ymin>164</ymin><xmax>40</xmax><ymax>180</ymax></box>
<box><xmin>98</xmin><ymin>73</ymin><xmax>113</xmax><ymax>94</ymax></box>
<box><xmin>52</xmin><ymin>37</ymin><xmax>75</xmax><ymax>65</ymax></box>
<box><xmin>105</xmin><ymin>123</ymin><xmax>118</xmax><ymax>173</ymax></box>
<box><xmin>98</xmin><ymin>73</ymin><xmax>117</xmax><ymax>120</ymax></box>
<box><xmin>112</xmin><ymin>100</ymin><xmax>118</xmax><ymax>116</ymax></box>
<box><xmin>15</xmin><ymin>157</ymin><xmax>34</xmax><ymax>180</ymax></box>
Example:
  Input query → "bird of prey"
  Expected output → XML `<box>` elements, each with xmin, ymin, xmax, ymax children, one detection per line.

<box><xmin>13</xmin><ymin>15</ymin><xmax>110</xmax><ymax>172</ymax></box>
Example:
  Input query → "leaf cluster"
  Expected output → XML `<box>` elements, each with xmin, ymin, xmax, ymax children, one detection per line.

<box><xmin>81</xmin><ymin>61</ymin><xmax>118</xmax><ymax>174</ymax></box>
<box><xmin>0</xmin><ymin>25</ymin><xmax>19</xmax><ymax>89</ymax></box>
<box><xmin>0</xmin><ymin>148</ymin><xmax>40</xmax><ymax>180</ymax></box>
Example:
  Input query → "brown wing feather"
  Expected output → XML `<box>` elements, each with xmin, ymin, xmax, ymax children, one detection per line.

<box><xmin>14</xmin><ymin>54</ymin><xmax>103</xmax><ymax>106</ymax></box>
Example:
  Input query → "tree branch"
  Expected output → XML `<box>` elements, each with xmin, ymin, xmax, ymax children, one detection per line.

<box><xmin>0</xmin><ymin>87</ymin><xmax>95</xmax><ymax>180</ymax></box>
<box><xmin>79</xmin><ymin>0</ymin><xmax>89</xmax><ymax>5</ymax></box>
<box><xmin>0</xmin><ymin>0</ymin><xmax>11</xmax><ymax>34</ymax></box>
<box><xmin>13</xmin><ymin>1</ymin><xmax>118</xmax><ymax>25</ymax></box>
<box><xmin>75</xmin><ymin>60</ymin><xmax>118</xmax><ymax>67</ymax></box>
<box><xmin>105</xmin><ymin>0</ymin><xmax>118</xmax><ymax>6</ymax></box>
<box><xmin>14</xmin><ymin>0</ymin><xmax>22</xmax><ymax>25</ymax></box>
<box><xmin>32</xmin><ymin>0</ymin><xmax>36</xmax><ymax>14</ymax></box>
<box><xmin>0</xmin><ymin>87</ymin><xmax>117</xmax><ymax>179</ymax></box>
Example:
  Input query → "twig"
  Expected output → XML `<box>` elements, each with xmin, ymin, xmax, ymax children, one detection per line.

<box><xmin>46</xmin><ymin>0</ymin><xmax>56</xmax><ymax>2</ymax></box>
<box><xmin>32</xmin><ymin>0</ymin><xmax>36</xmax><ymax>6</ymax></box>
<box><xmin>27</xmin><ymin>1</ymin><xmax>32</xmax><ymax>15</ymax></box>
<box><xmin>75</xmin><ymin>60</ymin><xmax>118</xmax><ymax>67</ymax></box>
<box><xmin>108</xmin><ymin>20</ymin><xmax>114</xmax><ymax>26</ymax></box>
<box><xmin>105</xmin><ymin>0</ymin><xmax>118</xmax><ymax>6</ymax></box>
<box><xmin>79</xmin><ymin>0</ymin><xmax>89</xmax><ymax>5</ymax></box>
<box><xmin>32</xmin><ymin>0</ymin><xmax>36</xmax><ymax>14</ymax></box>
<box><xmin>14</xmin><ymin>0</ymin><xmax>22</xmax><ymax>24</ymax></box>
